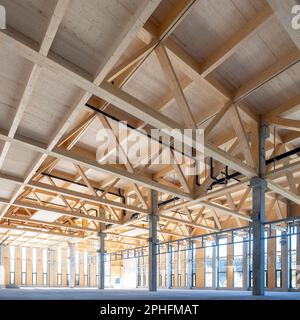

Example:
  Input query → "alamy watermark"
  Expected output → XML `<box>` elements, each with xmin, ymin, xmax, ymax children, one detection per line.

<box><xmin>96</xmin><ymin>122</ymin><xmax>204</xmax><ymax>176</ymax></box>
<box><xmin>292</xmin><ymin>4</ymin><xmax>300</xmax><ymax>30</ymax></box>
<box><xmin>0</xmin><ymin>5</ymin><xmax>6</xmax><ymax>29</ymax></box>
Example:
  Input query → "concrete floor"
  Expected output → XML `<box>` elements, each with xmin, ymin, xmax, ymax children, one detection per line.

<box><xmin>0</xmin><ymin>288</ymin><xmax>300</xmax><ymax>300</ymax></box>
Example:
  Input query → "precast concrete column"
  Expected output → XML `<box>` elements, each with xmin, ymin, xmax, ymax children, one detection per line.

<box><xmin>148</xmin><ymin>190</ymin><xmax>158</xmax><ymax>291</ymax></box>
<box><xmin>98</xmin><ymin>207</ymin><xmax>106</xmax><ymax>289</ymax></box>
<box><xmin>98</xmin><ymin>232</ymin><xmax>106</xmax><ymax>289</ymax></box>
<box><xmin>251</xmin><ymin>124</ymin><xmax>269</xmax><ymax>296</ymax></box>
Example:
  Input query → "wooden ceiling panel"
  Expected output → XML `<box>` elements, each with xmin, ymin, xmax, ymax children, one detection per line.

<box><xmin>122</xmin><ymin>51</ymin><xmax>172</xmax><ymax>108</ymax></box>
<box><xmin>15</xmin><ymin>68</ymin><xmax>80</xmax><ymax>144</ymax></box>
<box><xmin>0</xmin><ymin>179</ymin><xmax>19</xmax><ymax>200</ymax></box>
<box><xmin>1</xmin><ymin>0</ymin><xmax>58</xmax><ymax>45</ymax></box>
<box><xmin>1</xmin><ymin>144</ymin><xmax>41</xmax><ymax>177</ymax></box>
<box><xmin>211</xmin><ymin>16</ymin><xmax>297</xmax><ymax>92</ymax></box>
<box><xmin>244</xmin><ymin>63</ymin><xmax>300</xmax><ymax>114</ymax></box>
<box><xmin>51</xmin><ymin>0</ymin><xmax>141</xmax><ymax>75</ymax></box>
<box><xmin>0</xmin><ymin>46</ymin><xmax>34</xmax><ymax>132</ymax></box>
<box><xmin>170</xmin><ymin>0</ymin><xmax>267</xmax><ymax>63</ymax></box>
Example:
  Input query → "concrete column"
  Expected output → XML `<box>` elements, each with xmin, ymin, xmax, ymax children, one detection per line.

<box><xmin>97</xmin><ymin>232</ymin><xmax>105</xmax><ymax>289</ymax></box>
<box><xmin>251</xmin><ymin>124</ymin><xmax>268</xmax><ymax>296</ymax></box>
<box><xmin>251</xmin><ymin>176</ymin><xmax>267</xmax><ymax>295</ymax></box>
<box><xmin>48</xmin><ymin>248</ymin><xmax>55</xmax><ymax>287</ymax></box>
<box><xmin>148</xmin><ymin>190</ymin><xmax>158</xmax><ymax>291</ymax></box>
<box><xmin>242</xmin><ymin>240</ymin><xmax>249</xmax><ymax>290</ymax></box>
<box><xmin>187</xmin><ymin>239</ymin><xmax>193</xmax><ymax>289</ymax></box>
<box><xmin>68</xmin><ymin>242</ymin><xmax>75</xmax><ymax>288</ymax></box>
<box><xmin>98</xmin><ymin>207</ymin><xmax>106</xmax><ymax>290</ymax></box>
<box><xmin>0</xmin><ymin>245</ymin><xmax>5</xmax><ymax>288</ymax></box>
<box><xmin>281</xmin><ymin>231</ymin><xmax>289</xmax><ymax>291</ymax></box>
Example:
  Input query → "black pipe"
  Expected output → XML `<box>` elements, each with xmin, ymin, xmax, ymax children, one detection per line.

<box><xmin>266</xmin><ymin>146</ymin><xmax>300</xmax><ymax>165</ymax></box>
<box><xmin>207</xmin><ymin>146</ymin><xmax>300</xmax><ymax>190</ymax></box>
<box><xmin>158</xmin><ymin>196</ymin><xmax>180</xmax><ymax>208</ymax></box>
<box><xmin>159</xmin><ymin>145</ymin><xmax>300</xmax><ymax>207</ymax></box>
<box><xmin>208</xmin><ymin>172</ymin><xmax>241</xmax><ymax>190</ymax></box>
<box><xmin>40</xmin><ymin>172</ymin><xmax>124</xmax><ymax>199</ymax></box>
<box><xmin>85</xmin><ymin>102</ymin><xmax>194</xmax><ymax>160</ymax></box>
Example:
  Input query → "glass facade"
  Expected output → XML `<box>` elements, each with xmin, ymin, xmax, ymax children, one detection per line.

<box><xmin>275</xmin><ymin>230</ymin><xmax>282</xmax><ymax>288</ymax></box>
<box><xmin>75</xmin><ymin>251</ymin><xmax>80</xmax><ymax>286</ymax></box>
<box><xmin>84</xmin><ymin>252</ymin><xmax>88</xmax><ymax>286</ymax></box>
<box><xmin>170</xmin><ymin>245</ymin><xmax>175</xmax><ymax>287</ymax></box>
<box><xmin>104</xmin><ymin>253</ymin><xmax>111</xmax><ymax>287</ymax></box>
<box><xmin>289</xmin><ymin>225</ymin><xmax>297</xmax><ymax>289</ymax></box>
<box><xmin>9</xmin><ymin>246</ymin><xmax>15</xmax><ymax>285</ymax></box>
<box><xmin>21</xmin><ymin>247</ymin><xmax>26</xmax><ymax>285</ymax></box>
<box><xmin>177</xmin><ymin>243</ymin><xmax>181</xmax><ymax>287</ymax></box>
<box><xmin>42</xmin><ymin>248</ymin><xmax>47</xmax><ymax>286</ymax></box>
<box><xmin>233</xmin><ymin>236</ymin><xmax>243</xmax><ymax>288</ymax></box>
<box><xmin>217</xmin><ymin>237</ymin><xmax>227</xmax><ymax>288</ymax></box>
<box><xmin>204</xmin><ymin>241</ymin><xmax>213</xmax><ymax>287</ymax></box>
<box><xmin>32</xmin><ymin>248</ymin><xmax>37</xmax><ymax>286</ymax></box>
<box><xmin>192</xmin><ymin>242</ymin><xmax>196</xmax><ymax>287</ymax></box>
<box><xmin>57</xmin><ymin>248</ymin><xmax>62</xmax><ymax>286</ymax></box>
<box><xmin>2</xmin><ymin>222</ymin><xmax>299</xmax><ymax>291</ymax></box>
